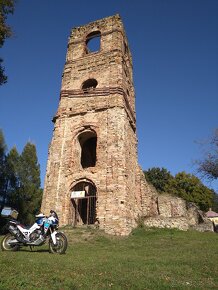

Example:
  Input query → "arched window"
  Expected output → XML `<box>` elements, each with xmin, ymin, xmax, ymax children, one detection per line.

<box><xmin>71</xmin><ymin>180</ymin><xmax>97</xmax><ymax>225</ymax></box>
<box><xmin>82</xmin><ymin>78</ymin><xmax>98</xmax><ymax>92</ymax></box>
<box><xmin>86</xmin><ymin>31</ymin><xmax>101</xmax><ymax>53</ymax></box>
<box><xmin>78</xmin><ymin>131</ymin><xmax>97</xmax><ymax>168</ymax></box>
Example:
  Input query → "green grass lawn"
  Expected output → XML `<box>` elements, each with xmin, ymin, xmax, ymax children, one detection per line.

<box><xmin>0</xmin><ymin>227</ymin><xmax>217</xmax><ymax>290</ymax></box>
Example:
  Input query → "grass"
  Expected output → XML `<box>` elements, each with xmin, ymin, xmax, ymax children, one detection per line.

<box><xmin>0</xmin><ymin>227</ymin><xmax>217</xmax><ymax>290</ymax></box>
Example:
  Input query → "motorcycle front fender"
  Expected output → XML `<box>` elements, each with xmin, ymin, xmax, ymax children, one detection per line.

<box><xmin>51</xmin><ymin>231</ymin><xmax>57</xmax><ymax>245</ymax></box>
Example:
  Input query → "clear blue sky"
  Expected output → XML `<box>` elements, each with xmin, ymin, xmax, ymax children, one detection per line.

<box><xmin>0</xmin><ymin>0</ymin><xmax>217</xmax><ymax>190</ymax></box>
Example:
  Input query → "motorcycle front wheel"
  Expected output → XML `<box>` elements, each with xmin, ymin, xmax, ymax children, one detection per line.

<box><xmin>1</xmin><ymin>234</ymin><xmax>19</xmax><ymax>251</ymax></box>
<box><xmin>49</xmin><ymin>232</ymin><xmax>67</xmax><ymax>254</ymax></box>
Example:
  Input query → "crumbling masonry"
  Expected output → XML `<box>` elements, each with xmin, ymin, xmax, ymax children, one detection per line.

<box><xmin>41</xmin><ymin>15</ymin><xmax>213</xmax><ymax>235</ymax></box>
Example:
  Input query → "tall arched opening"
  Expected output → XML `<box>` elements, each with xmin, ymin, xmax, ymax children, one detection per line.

<box><xmin>78</xmin><ymin>130</ymin><xmax>97</xmax><ymax>168</ymax></box>
<box><xmin>71</xmin><ymin>180</ymin><xmax>97</xmax><ymax>226</ymax></box>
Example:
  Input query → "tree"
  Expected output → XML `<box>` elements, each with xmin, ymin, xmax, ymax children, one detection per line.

<box><xmin>197</xmin><ymin>129</ymin><xmax>218</xmax><ymax>181</ymax></box>
<box><xmin>213</xmin><ymin>194</ymin><xmax>218</xmax><ymax>212</ymax></box>
<box><xmin>144</xmin><ymin>166</ymin><xmax>216</xmax><ymax>211</ymax></box>
<box><xmin>144</xmin><ymin>167</ymin><xmax>174</xmax><ymax>193</ymax></box>
<box><xmin>0</xmin><ymin>129</ymin><xmax>7</xmax><ymax>208</ymax></box>
<box><xmin>0</xmin><ymin>130</ymin><xmax>43</xmax><ymax>225</ymax></box>
<box><xmin>18</xmin><ymin>142</ymin><xmax>42</xmax><ymax>223</ymax></box>
<box><xmin>5</xmin><ymin>146</ymin><xmax>20</xmax><ymax>208</ymax></box>
<box><xmin>0</xmin><ymin>0</ymin><xmax>15</xmax><ymax>85</ymax></box>
<box><xmin>196</xmin><ymin>129</ymin><xmax>218</xmax><ymax>212</ymax></box>
<box><xmin>165</xmin><ymin>172</ymin><xmax>215</xmax><ymax>211</ymax></box>
<box><xmin>0</xmin><ymin>58</ymin><xmax>7</xmax><ymax>84</ymax></box>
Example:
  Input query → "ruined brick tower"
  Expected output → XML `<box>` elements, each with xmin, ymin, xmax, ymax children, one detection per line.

<box><xmin>41</xmin><ymin>14</ymin><xmax>152</xmax><ymax>235</ymax></box>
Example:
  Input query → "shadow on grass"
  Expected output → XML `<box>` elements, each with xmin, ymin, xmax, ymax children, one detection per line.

<box><xmin>18</xmin><ymin>247</ymin><xmax>49</xmax><ymax>253</ymax></box>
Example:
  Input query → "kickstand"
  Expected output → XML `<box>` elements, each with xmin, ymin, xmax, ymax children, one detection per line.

<box><xmin>30</xmin><ymin>246</ymin><xmax>34</xmax><ymax>251</ymax></box>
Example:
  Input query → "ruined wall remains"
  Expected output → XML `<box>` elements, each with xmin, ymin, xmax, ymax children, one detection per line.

<box><xmin>41</xmin><ymin>14</ymin><xmax>152</xmax><ymax>235</ymax></box>
<box><xmin>143</xmin><ymin>193</ymin><xmax>213</xmax><ymax>232</ymax></box>
<box><xmin>41</xmin><ymin>14</ymin><xmax>213</xmax><ymax>235</ymax></box>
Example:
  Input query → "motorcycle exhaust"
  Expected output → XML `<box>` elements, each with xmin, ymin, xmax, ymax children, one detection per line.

<box><xmin>8</xmin><ymin>239</ymin><xmax>19</xmax><ymax>245</ymax></box>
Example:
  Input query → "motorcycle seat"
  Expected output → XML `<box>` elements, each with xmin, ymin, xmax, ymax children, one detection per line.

<box><xmin>10</xmin><ymin>219</ymin><xmax>20</xmax><ymax>225</ymax></box>
<box><xmin>10</xmin><ymin>220</ymin><xmax>31</xmax><ymax>229</ymax></box>
<box><xmin>18</xmin><ymin>224</ymin><xmax>32</xmax><ymax>230</ymax></box>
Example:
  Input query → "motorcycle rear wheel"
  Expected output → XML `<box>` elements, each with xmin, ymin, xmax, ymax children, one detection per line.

<box><xmin>49</xmin><ymin>232</ymin><xmax>67</xmax><ymax>254</ymax></box>
<box><xmin>1</xmin><ymin>234</ymin><xmax>19</xmax><ymax>251</ymax></box>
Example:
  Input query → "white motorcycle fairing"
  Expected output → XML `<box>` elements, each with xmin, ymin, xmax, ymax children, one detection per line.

<box><xmin>17</xmin><ymin>222</ymin><xmax>40</xmax><ymax>241</ymax></box>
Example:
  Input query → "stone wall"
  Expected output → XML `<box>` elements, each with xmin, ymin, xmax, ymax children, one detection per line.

<box><xmin>41</xmin><ymin>14</ymin><xmax>213</xmax><ymax>236</ymax></box>
<box><xmin>143</xmin><ymin>193</ymin><xmax>214</xmax><ymax>232</ymax></box>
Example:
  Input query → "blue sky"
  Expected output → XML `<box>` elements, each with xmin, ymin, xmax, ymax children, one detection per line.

<box><xmin>0</xmin><ymin>0</ymin><xmax>217</xmax><ymax>190</ymax></box>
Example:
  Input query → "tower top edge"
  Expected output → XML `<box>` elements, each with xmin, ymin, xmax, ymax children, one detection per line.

<box><xmin>70</xmin><ymin>14</ymin><xmax>124</xmax><ymax>36</ymax></box>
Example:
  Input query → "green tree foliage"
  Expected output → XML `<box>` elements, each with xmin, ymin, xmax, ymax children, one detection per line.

<box><xmin>165</xmin><ymin>172</ymin><xmax>215</xmax><ymax>211</ymax></box>
<box><xmin>0</xmin><ymin>129</ymin><xmax>7</xmax><ymax>207</ymax></box>
<box><xmin>17</xmin><ymin>142</ymin><xmax>43</xmax><ymax>224</ymax></box>
<box><xmin>0</xmin><ymin>57</ymin><xmax>7</xmax><ymax>84</ymax></box>
<box><xmin>144</xmin><ymin>167</ymin><xmax>215</xmax><ymax>211</ymax></box>
<box><xmin>0</xmin><ymin>129</ymin><xmax>42</xmax><ymax>224</ymax></box>
<box><xmin>5</xmin><ymin>146</ymin><xmax>20</xmax><ymax>207</ymax></box>
<box><xmin>144</xmin><ymin>167</ymin><xmax>173</xmax><ymax>193</ymax></box>
<box><xmin>213</xmin><ymin>194</ymin><xmax>218</xmax><ymax>212</ymax></box>
<box><xmin>197</xmin><ymin>129</ymin><xmax>218</xmax><ymax>181</ymax></box>
<box><xmin>0</xmin><ymin>0</ymin><xmax>15</xmax><ymax>85</ymax></box>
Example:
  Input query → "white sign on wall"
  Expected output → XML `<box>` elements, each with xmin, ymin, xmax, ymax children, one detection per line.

<box><xmin>71</xmin><ymin>191</ymin><xmax>85</xmax><ymax>199</ymax></box>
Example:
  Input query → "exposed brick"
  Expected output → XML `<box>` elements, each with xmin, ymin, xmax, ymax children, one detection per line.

<box><xmin>41</xmin><ymin>15</ymin><xmax>213</xmax><ymax>235</ymax></box>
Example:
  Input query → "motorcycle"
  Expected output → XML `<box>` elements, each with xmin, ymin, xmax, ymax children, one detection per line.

<box><xmin>1</xmin><ymin>207</ymin><xmax>67</xmax><ymax>254</ymax></box>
